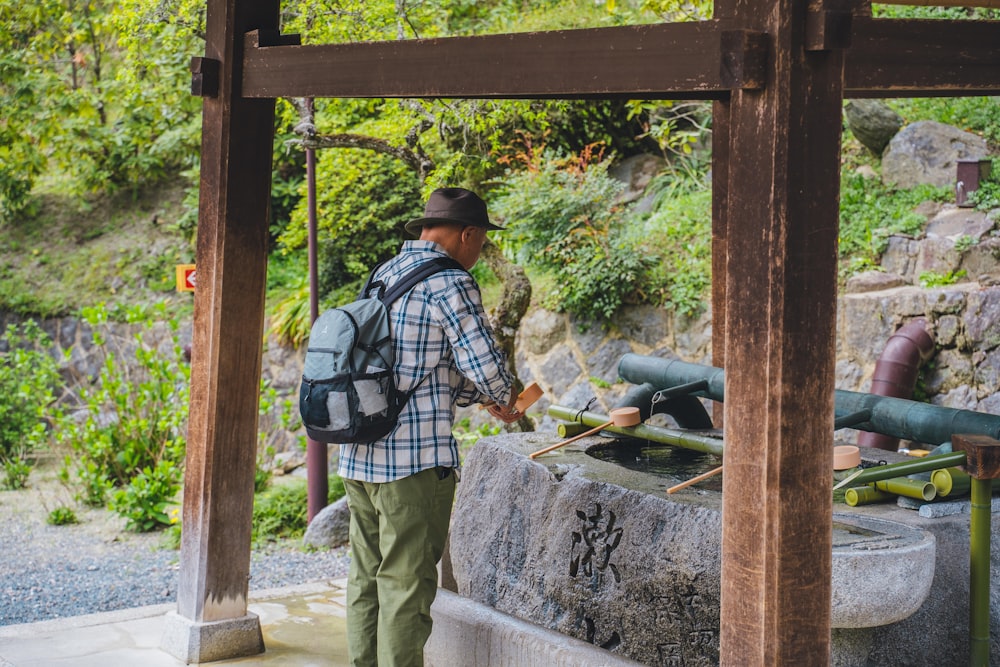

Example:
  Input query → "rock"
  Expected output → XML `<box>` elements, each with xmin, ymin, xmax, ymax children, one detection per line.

<box><xmin>586</xmin><ymin>338</ymin><xmax>633</xmax><ymax>385</ymax></box>
<box><xmin>854</xmin><ymin>165</ymin><xmax>879</xmax><ymax>180</ymax></box>
<box><xmin>933</xmin><ymin>314</ymin><xmax>961</xmax><ymax>348</ymax></box>
<box><xmin>915</xmin><ymin>235</ymin><xmax>962</xmax><ymax>278</ymax></box>
<box><xmin>963</xmin><ymin>287</ymin><xmax>1000</xmax><ymax>351</ymax></box>
<box><xmin>880</xmin><ymin>236</ymin><xmax>920</xmax><ymax>283</ymax></box>
<box><xmin>302</xmin><ymin>496</ymin><xmax>351</xmax><ymax>549</ymax></box>
<box><xmin>961</xmin><ymin>237</ymin><xmax>1000</xmax><ymax>281</ymax></box>
<box><xmin>923</xmin><ymin>348</ymin><xmax>973</xmax><ymax>395</ymax></box>
<box><xmin>882</xmin><ymin>121</ymin><xmax>991</xmax><ymax>189</ymax></box>
<box><xmin>609</xmin><ymin>154</ymin><xmax>666</xmax><ymax>211</ymax></box>
<box><xmin>844</xmin><ymin>271</ymin><xmax>908</xmax><ymax>294</ymax></box>
<box><xmin>930</xmin><ymin>385</ymin><xmax>978</xmax><ymax>410</ymax></box>
<box><xmin>616</xmin><ymin>304</ymin><xmax>670</xmax><ymax>349</ymax></box>
<box><xmin>844</xmin><ymin>99</ymin><xmax>903</xmax><ymax>155</ymax></box>
<box><xmin>518</xmin><ymin>309</ymin><xmax>566</xmax><ymax>356</ymax></box>
<box><xmin>925</xmin><ymin>207</ymin><xmax>993</xmax><ymax>241</ymax></box>
<box><xmin>539</xmin><ymin>344</ymin><xmax>583</xmax><ymax>398</ymax></box>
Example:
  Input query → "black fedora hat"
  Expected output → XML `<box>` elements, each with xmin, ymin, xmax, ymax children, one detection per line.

<box><xmin>405</xmin><ymin>187</ymin><xmax>504</xmax><ymax>236</ymax></box>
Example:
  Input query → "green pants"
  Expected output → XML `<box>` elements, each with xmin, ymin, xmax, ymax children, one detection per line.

<box><xmin>344</xmin><ymin>467</ymin><xmax>456</xmax><ymax>667</ymax></box>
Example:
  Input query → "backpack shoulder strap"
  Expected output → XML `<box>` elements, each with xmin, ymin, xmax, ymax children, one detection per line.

<box><xmin>358</xmin><ymin>259</ymin><xmax>390</xmax><ymax>300</ymax></box>
<box><xmin>380</xmin><ymin>257</ymin><xmax>465</xmax><ymax>306</ymax></box>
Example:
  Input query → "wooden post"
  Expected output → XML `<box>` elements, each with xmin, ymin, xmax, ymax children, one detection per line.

<box><xmin>720</xmin><ymin>2</ymin><xmax>847</xmax><ymax>664</ymax></box>
<box><xmin>161</xmin><ymin>0</ymin><xmax>279</xmax><ymax>662</ymax></box>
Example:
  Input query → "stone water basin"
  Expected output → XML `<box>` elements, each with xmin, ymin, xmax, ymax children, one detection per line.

<box><xmin>447</xmin><ymin>433</ymin><xmax>938</xmax><ymax>666</ymax></box>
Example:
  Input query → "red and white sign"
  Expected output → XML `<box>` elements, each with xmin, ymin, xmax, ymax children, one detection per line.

<box><xmin>176</xmin><ymin>264</ymin><xmax>196</xmax><ymax>292</ymax></box>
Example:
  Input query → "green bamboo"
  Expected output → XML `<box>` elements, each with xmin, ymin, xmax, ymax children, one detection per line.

<box><xmin>969</xmin><ymin>477</ymin><xmax>991</xmax><ymax>666</ymax></box>
<box><xmin>547</xmin><ymin>405</ymin><xmax>724</xmax><ymax>457</ymax></box>
<box><xmin>875</xmin><ymin>477</ymin><xmax>936</xmax><ymax>501</ymax></box>
<box><xmin>832</xmin><ymin>452</ymin><xmax>968</xmax><ymax>491</ymax></box>
<box><xmin>556</xmin><ymin>422</ymin><xmax>590</xmax><ymax>438</ymax></box>
<box><xmin>931</xmin><ymin>467</ymin><xmax>1000</xmax><ymax>497</ymax></box>
<box><xmin>845</xmin><ymin>485</ymin><xmax>893</xmax><ymax>506</ymax></box>
<box><xmin>931</xmin><ymin>467</ymin><xmax>970</xmax><ymax>497</ymax></box>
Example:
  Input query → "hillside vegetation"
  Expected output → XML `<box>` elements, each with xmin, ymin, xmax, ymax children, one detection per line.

<box><xmin>2</xmin><ymin>2</ymin><xmax>999</xmax><ymax>336</ymax></box>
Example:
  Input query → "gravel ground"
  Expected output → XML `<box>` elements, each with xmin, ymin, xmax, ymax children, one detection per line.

<box><xmin>0</xmin><ymin>467</ymin><xmax>351</xmax><ymax>627</ymax></box>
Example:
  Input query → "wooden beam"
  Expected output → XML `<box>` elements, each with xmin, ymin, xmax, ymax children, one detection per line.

<box><xmin>165</xmin><ymin>0</ymin><xmax>277</xmax><ymax>661</ymax></box>
<box><xmin>845</xmin><ymin>17</ymin><xmax>1000</xmax><ymax>96</ymax></box>
<box><xmin>241</xmin><ymin>21</ymin><xmax>766</xmax><ymax>100</ymax></box>
<box><xmin>720</xmin><ymin>1</ymin><xmax>844</xmax><ymax>663</ymax></box>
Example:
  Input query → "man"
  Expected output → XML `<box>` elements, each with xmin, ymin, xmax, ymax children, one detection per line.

<box><xmin>339</xmin><ymin>187</ymin><xmax>522</xmax><ymax>667</ymax></box>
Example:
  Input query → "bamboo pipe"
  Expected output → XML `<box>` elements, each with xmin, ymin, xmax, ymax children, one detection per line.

<box><xmin>845</xmin><ymin>486</ymin><xmax>894</xmax><ymax>506</ymax></box>
<box><xmin>874</xmin><ymin>477</ymin><xmax>937</xmax><ymax>501</ymax></box>
<box><xmin>547</xmin><ymin>405</ymin><xmax>725</xmax><ymax>456</ymax></box>
<box><xmin>930</xmin><ymin>467</ymin><xmax>1000</xmax><ymax>497</ymax></box>
<box><xmin>969</xmin><ymin>476</ymin><xmax>992</xmax><ymax>665</ymax></box>
<box><xmin>557</xmin><ymin>422</ymin><xmax>590</xmax><ymax>438</ymax></box>
<box><xmin>530</xmin><ymin>407</ymin><xmax>640</xmax><ymax>459</ymax></box>
<box><xmin>667</xmin><ymin>465</ymin><xmax>723</xmax><ymax>494</ymax></box>
<box><xmin>832</xmin><ymin>451</ymin><xmax>968</xmax><ymax>490</ymax></box>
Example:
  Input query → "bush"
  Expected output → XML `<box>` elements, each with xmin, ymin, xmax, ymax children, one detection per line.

<box><xmin>0</xmin><ymin>320</ymin><xmax>62</xmax><ymax>488</ymax></box>
<box><xmin>491</xmin><ymin>146</ymin><xmax>656</xmax><ymax>322</ymax></box>
<box><xmin>251</xmin><ymin>476</ymin><xmax>346</xmax><ymax>544</ymax></box>
<box><xmin>60</xmin><ymin>303</ymin><xmax>189</xmax><ymax>530</ymax></box>
<box><xmin>47</xmin><ymin>506</ymin><xmax>79</xmax><ymax>526</ymax></box>
<box><xmin>838</xmin><ymin>176</ymin><xmax>953</xmax><ymax>276</ymax></box>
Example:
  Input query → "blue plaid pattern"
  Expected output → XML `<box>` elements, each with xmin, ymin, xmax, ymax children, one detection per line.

<box><xmin>338</xmin><ymin>241</ymin><xmax>515</xmax><ymax>483</ymax></box>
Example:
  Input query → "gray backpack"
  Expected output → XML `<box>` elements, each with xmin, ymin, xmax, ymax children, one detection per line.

<box><xmin>299</xmin><ymin>256</ymin><xmax>464</xmax><ymax>444</ymax></box>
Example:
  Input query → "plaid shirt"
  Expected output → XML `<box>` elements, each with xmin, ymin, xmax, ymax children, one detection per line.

<box><xmin>338</xmin><ymin>241</ymin><xmax>515</xmax><ymax>483</ymax></box>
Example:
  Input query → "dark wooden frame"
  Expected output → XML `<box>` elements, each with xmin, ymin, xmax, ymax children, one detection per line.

<box><xmin>179</xmin><ymin>1</ymin><xmax>1000</xmax><ymax>663</ymax></box>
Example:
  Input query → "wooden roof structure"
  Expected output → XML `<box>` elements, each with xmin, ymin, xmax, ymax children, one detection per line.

<box><xmin>168</xmin><ymin>0</ymin><xmax>1000</xmax><ymax>663</ymax></box>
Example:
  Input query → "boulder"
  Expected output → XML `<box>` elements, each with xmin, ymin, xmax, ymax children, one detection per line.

<box><xmin>882</xmin><ymin>121</ymin><xmax>991</xmax><ymax>189</ymax></box>
<box><xmin>844</xmin><ymin>99</ymin><xmax>902</xmax><ymax>155</ymax></box>
<box><xmin>302</xmin><ymin>496</ymin><xmax>351</xmax><ymax>549</ymax></box>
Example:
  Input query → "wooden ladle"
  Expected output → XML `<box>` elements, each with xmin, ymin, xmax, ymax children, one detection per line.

<box><xmin>529</xmin><ymin>407</ymin><xmax>641</xmax><ymax>459</ymax></box>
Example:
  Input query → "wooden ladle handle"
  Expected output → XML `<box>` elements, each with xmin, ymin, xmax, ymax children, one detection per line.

<box><xmin>666</xmin><ymin>465</ymin><xmax>723</xmax><ymax>494</ymax></box>
<box><xmin>529</xmin><ymin>407</ymin><xmax>641</xmax><ymax>460</ymax></box>
<box><xmin>529</xmin><ymin>420</ymin><xmax>612</xmax><ymax>459</ymax></box>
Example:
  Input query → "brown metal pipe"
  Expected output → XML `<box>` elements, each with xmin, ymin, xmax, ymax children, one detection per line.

<box><xmin>858</xmin><ymin>318</ymin><xmax>934</xmax><ymax>451</ymax></box>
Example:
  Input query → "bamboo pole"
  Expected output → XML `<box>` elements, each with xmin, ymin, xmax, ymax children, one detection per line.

<box><xmin>969</xmin><ymin>476</ymin><xmax>991</xmax><ymax>665</ymax></box>
<box><xmin>547</xmin><ymin>405</ymin><xmax>725</xmax><ymax>457</ymax></box>
<box><xmin>832</xmin><ymin>451</ymin><xmax>967</xmax><ymax>490</ymax></box>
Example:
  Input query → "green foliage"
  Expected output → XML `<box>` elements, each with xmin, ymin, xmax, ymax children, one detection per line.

<box><xmin>954</xmin><ymin>234</ymin><xmax>978</xmax><ymax>254</ymax></box>
<box><xmin>888</xmin><ymin>97</ymin><xmax>1000</xmax><ymax>145</ymax></box>
<box><xmin>967</xmin><ymin>181</ymin><xmax>1000</xmax><ymax>212</ymax></box>
<box><xmin>838</xmin><ymin>175</ymin><xmax>953</xmax><ymax>274</ymax></box>
<box><xmin>47</xmin><ymin>506</ymin><xmax>79</xmax><ymax>526</ymax></box>
<box><xmin>251</xmin><ymin>476</ymin><xmax>346</xmax><ymax>544</ymax></box>
<box><xmin>109</xmin><ymin>459</ymin><xmax>180</xmax><ymax>532</ymax></box>
<box><xmin>280</xmin><ymin>148</ymin><xmax>423</xmax><ymax>297</ymax></box>
<box><xmin>919</xmin><ymin>269</ymin><xmax>968</xmax><ymax>288</ymax></box>
<box><xmin>636</xmin><ymin>176</ymin><xmax>713</xmax><ymax>316</ymax></box>
<box><xmin>492</xmin><ymin>146</ymin><xmax>657</xmax><ymax>322</ymax></box>
<box><xmin>873</xmin><ymin>6</ymin><xmax>1000</xmax><ymax>21</ymax></box>
<box><xmin>256</xmin><ymin>378</ymin><xmax>303</xmax><ymax>490</ymax></box>
<box><xmin>453</xmin><ymin>418</ymin><xmax>502</xmax><ymax>458</ymax></box>
<box><xmin>0</xmin><ymin>320</ymin><xmax>62</xmax><ymax>488</ymax></box>
<box><xmin>60</xmin><ymin>303</ymin><xmax>188</xmax><ymax>530</ymax></box>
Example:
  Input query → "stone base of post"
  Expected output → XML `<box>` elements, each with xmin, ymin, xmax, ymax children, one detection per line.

<box><xmin>160</xmin><ymin>610</ymin><xmax>264</xmax><ymax>663</ymax></box>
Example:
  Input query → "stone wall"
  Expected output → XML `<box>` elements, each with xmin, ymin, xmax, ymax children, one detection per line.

<box><xmin>7</xmin><ymin>274</ymin><xmax>1000</xmax><ymax>456</ymax></box>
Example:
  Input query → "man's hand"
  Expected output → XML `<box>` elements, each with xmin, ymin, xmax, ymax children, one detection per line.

<box><xmin>486</xmin><ymin>396</ymin><xmax>522</xmax><ymax>424</ymax></box>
